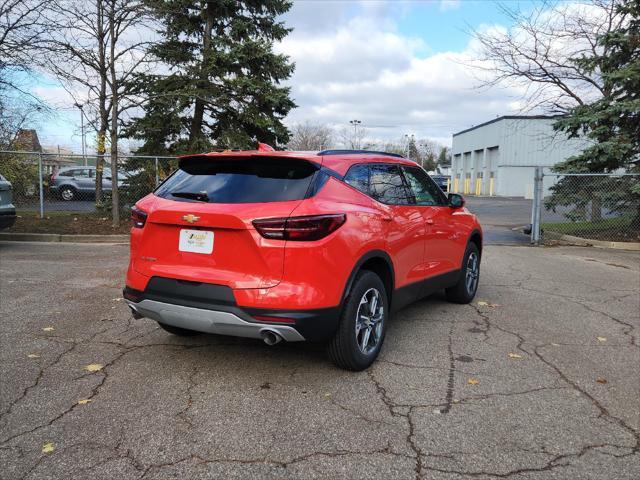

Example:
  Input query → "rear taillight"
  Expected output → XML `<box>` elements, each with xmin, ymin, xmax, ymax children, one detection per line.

<box><xmin>131</xmin><ymin>206</ymin><xmax>147</xmax><ymax>228</ymax></box>
<box><xmin>252</xmin><ymin>214</ymin><xmax>346</xmax><ymax>241</ymax></box>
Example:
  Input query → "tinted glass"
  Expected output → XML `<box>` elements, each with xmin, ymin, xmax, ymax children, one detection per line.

<box><xmin>343</xmin><ymin>164</ymin><xmax>370</xmax><ymax>195</ymax></box>
<box><xmin>369</xmin><ymin>164</ymin><xmax>414</xmax><ymax>205</ymax></box>
<box><xmin>75</xmin><ymin>169</ymin><xmax>90</xmax><ymax>178</ymax></box>
<box><xmin>402</xmin><ymin>167</ymin><xmax>447</xmax><ymax>206</ymax></box>
<box><xmin>155</xmin><ymin>158</ymin><xmax>318</xmax><ymax>204</ymax></box>
<box><xmin>59</xmin><ymin>170</ymin><xmax>74</xmax><ymax>177</ymax></box>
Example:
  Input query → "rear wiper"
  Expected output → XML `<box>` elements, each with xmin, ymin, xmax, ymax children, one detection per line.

<box><xmin>171</xmin><ymin>191</ymin><xmax>209</xmax><ymax>202</ymax></box>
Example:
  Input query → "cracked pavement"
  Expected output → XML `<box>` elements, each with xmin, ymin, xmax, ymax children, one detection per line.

<box><xmin>1</xmin><ymin>241</ymin><xmax>638</xmax><ymax>479</ymax></box>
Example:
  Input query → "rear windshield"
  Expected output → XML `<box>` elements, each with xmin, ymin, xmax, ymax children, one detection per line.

<box><xmin>154</xmin><ymin>157</ymin><xmax>318</xmax><ymax>204</ymax></box>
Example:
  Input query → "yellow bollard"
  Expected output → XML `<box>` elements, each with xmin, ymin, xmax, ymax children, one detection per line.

<box><xmin>489</xmin><ymin>178</ymin><xmax>494</xmax><ymax>196</ymax></box>
<box><xmin>446</xmin><ymin>178</ymin><xmax>451</xmax><ymax>192</ymax></box>
<box><xmin>475</xmin><ymin>178</ymin><xmax>481</xmax><ymax>196</ymax></box>
<box><xmin>463</xmin><ymin>178</ymin><xmax>470</xmax><ymax>194</ymax></box>
<box><xmin>453</xmin><ymin>178</ymin><xmax>459</xmax><ymax>193</ymax></box>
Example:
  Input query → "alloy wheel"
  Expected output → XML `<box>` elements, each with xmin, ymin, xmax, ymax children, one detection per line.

<box><xmin>466</xmin><ymin>252</ymin><xmax>479</xmax><ymax>295</ymax></box>
<box><xmin>355</xmin><ymin>287</ymin><xmax>384</xmax><ymax>354</ymax></box>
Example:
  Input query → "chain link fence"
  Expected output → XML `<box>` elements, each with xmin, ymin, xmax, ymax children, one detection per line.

<box><xmin>0</xmin><ymin>150</ymin><xmax>177</xmax><ymax>215</ymax></box>
<box><xmin>534</xmin><ymin>172</ymin><xmax>640</xmax><ymax>245</ymax></box>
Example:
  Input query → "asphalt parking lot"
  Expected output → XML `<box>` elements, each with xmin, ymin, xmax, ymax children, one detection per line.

<box><xmin>1</xmin><ymin>240</ymin><xmax>638</xmax><ymax>479</ymax></box>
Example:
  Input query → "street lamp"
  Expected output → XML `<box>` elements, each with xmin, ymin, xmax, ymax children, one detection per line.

<box><xmin>75</xmin><ymin>103</ymin><xmax>87</xmax><ymax>166</ymax></box>
<box><xmin>349</xmin><ymin>119</ymin><xmax>361</xmax><ymax>149</ymax></box>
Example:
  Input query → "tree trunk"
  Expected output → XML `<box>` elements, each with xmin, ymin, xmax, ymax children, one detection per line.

<box><xmin>109</xmin><ymin>0</ymin><xmax>119</xmax><ymax>227</ymax></box>
<box><xmin>188</xmin><ymin>1</ymin><xmax>213</xmax><ymax>148</ymax></box>
<box><xmin>95</xmin><ymin>0</ymin><xmax>107</xmax><ymax>205</ymax></box>
<box><xmin>590</xmin><ymin>197</ymin><xmax>602</xmax><ymax>222</ymax></box>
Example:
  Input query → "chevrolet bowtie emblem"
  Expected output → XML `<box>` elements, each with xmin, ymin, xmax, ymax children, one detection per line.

<box><xmin>182</xmin><ymin>214</ymin><xmax>200</xmax><ymax>224</ymax></box>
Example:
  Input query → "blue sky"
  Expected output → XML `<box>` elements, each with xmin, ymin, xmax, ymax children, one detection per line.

<box><xmin>33</xmin><ymin>0</ymin><xmax>547</xmax><ymax>152</ymax></box>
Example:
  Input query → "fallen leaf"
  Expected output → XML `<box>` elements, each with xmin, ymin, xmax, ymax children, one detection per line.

<box><xmin>73</xmin><ymin>217</ymin><xmax>78</xmax><ymax>221</ymax></box>
<box><xmin>42</xmin><ymin>327</ymin><xmax>54</xmax><ymax>332</ymax></box>
<box><xmin>27</xmin><ymin>353</ymin><xmax>40</xmax><ymax>358</ymax></box>
<box><xmin>77</xmin><ymin>399</ymin><xmax>92</xmax><ymax>405</ymax></box>
<box><xmin>324</xmin><ymin>392</ymin><xmax>332</xmax><ymax>398</ymax></box>
<box><xmin>467</xmin><ymin>378</ymin><xmax>480</xmax><ymax>385</ymax></box>
<box><xmin>508</xmin><ymin>353</ymin><xmax>522</xmax><ymax>359</ymax></box>
<box><xmin>42</xmin><ymin>442</ymin><xmax>55</xmax><ymax>454</ymax></box>
<box><xmin>596</xmin><ymin>378</ymin><xmax>608</xmax><ymax>384</ymax></box>
<box><xmin>112</xmin><ymin>297</ymin><xmax>123</xmax><ymax>302</ymax></box>
<box><xmin>84</xmin><ymin>363</ymin><xmax>104</xmax><ymax>372</ymax></box>
<box><xmin>477</xmin><ymin>301</ymin><xmax>501</xmax><ymax>308</ymax></box>
<box><xmin>597</xmin><ymin>336</ymin><xmax>607</xmax><ymax>342</ymax></box>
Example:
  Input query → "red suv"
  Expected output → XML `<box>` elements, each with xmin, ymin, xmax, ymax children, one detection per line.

<box><xmin>124</xmin><ymin>149</ymin><xmax>482</xmax><ymax>370</ymax></box>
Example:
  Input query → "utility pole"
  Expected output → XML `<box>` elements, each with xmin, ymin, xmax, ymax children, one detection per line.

<box><xmin>349</xmin><ymin>119</ymin><xmax>361</xmax><ymax>149</ymax></box>
<box><xmin>76</xmin><ymin>103</ymin><xmax>87</xmax><ymax>166</ymax></box>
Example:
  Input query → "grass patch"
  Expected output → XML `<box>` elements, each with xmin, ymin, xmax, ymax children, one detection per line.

<box><xmin>9</xmin><ymin>211</ymin><xmax>130</xmax><ymax>235</ymax></box>
<box><xmin>542</xmin><ymin>214</ymin><xmax>639</xmax><ymax>242</ymax></box>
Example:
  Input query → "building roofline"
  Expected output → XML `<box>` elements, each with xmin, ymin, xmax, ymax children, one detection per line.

<box><xmin>452</xmin><ymin>115</ymin><xmax>563</xmax><ymax>137</ymax></box>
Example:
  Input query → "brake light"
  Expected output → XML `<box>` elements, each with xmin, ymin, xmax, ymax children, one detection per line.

<box><xmin>131</xmin><ymin>206</ymin><xmax>147</xmax><ymax>228</ymax></box>
<box><xmin>252</xmin><ymin>214</ymin><xmax>346</xmax><ymax>241</ymax></box>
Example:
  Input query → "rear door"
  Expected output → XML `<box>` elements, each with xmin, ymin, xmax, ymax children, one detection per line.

<box><xmin>367</xmin><ymin>164</ymin><xmax>426</xmax><ymax>287</ymax></box>
<box><xmin>133</xmin><ymin>156</ymin><xmax>319</xmax><ymax>290</ymax></box>
<box><xmin>402</xmin><ymin>166</ymin><xmax>459</xmax><ymax>275</ymax></box>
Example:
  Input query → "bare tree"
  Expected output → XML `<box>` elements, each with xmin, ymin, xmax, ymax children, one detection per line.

<box><xmin>0</xmin><ymin>0</ymin><xmax>51</xmax><ymax>95</ymax></box>
<box><xmin>287</xmin><ymin>122</ymin><xmax>333</xmax><ymax>151</ymax></box>
<box><xmin>42</xmin><ymin>0</ymin><xmax>149</xmax><ymax>223</ymax></box>
<box><xmin>471</xmin><ymin>0</ymin><xmax>629</xmax><ymax>114</ymax></box>
<box><xmin>338</xmin><ymin>124</ymin><xmax>371</xmax><ymax>150</ymax></box>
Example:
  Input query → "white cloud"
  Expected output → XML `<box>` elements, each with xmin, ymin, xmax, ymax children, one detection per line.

<box><xmin>439</xmin><ymin>1</ymin><xmax>461</xmax><ymax>12</ymax></box>
<box><xmin>278</xmin><ymin>3</ymin><xmax>521</xmax><ymax>147</ymax></box>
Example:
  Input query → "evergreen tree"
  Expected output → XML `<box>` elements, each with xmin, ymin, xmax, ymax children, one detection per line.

<box><xmin>547</xmin><ymin>0</ymin><xmax>639</xmax><ymax>228</ymax></box>
<box><xmin>126</xmin><ymin>0</ymin><xmax>295</xmax><ymax>154</ymax></box>
<box><xmin>553</xmin><ymin>0</ymin><xmax>639</xmax><ymax>172</ymax></box>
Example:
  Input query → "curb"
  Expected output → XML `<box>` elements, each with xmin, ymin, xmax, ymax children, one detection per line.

<box><xmin>0</xmin><ymin>232</ymin><xmax>130</xmax><ymax>243</ymax></box>
<box><xmin>544</xmin><ymin>231</ymin><xmax>640</xmax><ymax>251</ymax></box>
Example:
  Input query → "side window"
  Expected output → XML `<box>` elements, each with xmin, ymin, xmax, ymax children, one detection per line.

<box><xmin>74</xmin><ymin>169</ymin><xmax>90</xmax><ymax>178</ymax></box>
<box><xmin>343</xmin><ymin>164</ymin><xmax>370</xmax><ymax>195</ymax></box>
<box><xmin>59</xmin><ymin>170</ymin><xmax>74</xmax><ymax>177</ymax></box>
<box><xmin>369</xmin><ymin>164</ymin><xmax>414</xmax><ymax>205</ymax></box>
<box><xmin>402</xmin><ymin>167</ymin><xmax>447</xmax><ymax>206</ymax></box>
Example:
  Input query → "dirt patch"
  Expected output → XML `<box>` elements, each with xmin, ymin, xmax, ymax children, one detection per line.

<box><xmin>9</xmin><ymin>212</ymin><xmax>130</xmax><ymax>235</ymax></box>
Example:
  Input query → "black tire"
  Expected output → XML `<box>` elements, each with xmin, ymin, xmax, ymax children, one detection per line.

<box><xmin>157</xmin><ymin>321</ymin><xmax>200</xmax><ymax>337</ymax></box>
<box><xmin>445</xmin><ymin>242</ymin><xmax>480</xmax><ymax>304</ymax></box>
<box><xmin>60</xmin><ymin>186</ymin><xmax>76</xmax><ymax>201</ymax></box>
<box><xmin>327</xmin><ymin>270</ymin><xmax>389</xmax><ymax>371</ymax></box>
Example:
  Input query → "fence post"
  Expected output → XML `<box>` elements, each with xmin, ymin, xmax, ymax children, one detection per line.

<box><xmin>531</xmin><ymin>167</ymin><xmax>543</xmax><ymax>245</ymax></box>
<box><xmin>155</xmin><ymin>157</ymin><xmax>159</xmax><ymax>186</ymax></box>
<box><xmin>38</xmin><ymin>153</ymin><xmax>44</xmax><ymax>219</ymax></box>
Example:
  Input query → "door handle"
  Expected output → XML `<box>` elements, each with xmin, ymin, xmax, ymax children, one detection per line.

<box><xmin>426</xmin><ymin>218</ymin><xmax>434</xmax><ymax>225</ymax></box>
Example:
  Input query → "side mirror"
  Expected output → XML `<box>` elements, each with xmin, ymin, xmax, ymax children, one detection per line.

<box><xmin>448</xmin><ymin>193</ymin><xmax>465</xmax><ymax>208</ymax></box>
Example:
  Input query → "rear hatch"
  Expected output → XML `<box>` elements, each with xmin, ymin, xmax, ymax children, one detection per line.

<box><xmin>133</xmin><ymin>154</ymin><xmax>320</xmax><ymax>289</ymax></box>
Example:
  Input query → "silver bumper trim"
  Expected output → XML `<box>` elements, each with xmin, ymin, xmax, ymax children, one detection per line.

<box><xmin>126</xmin><ymin>299</ymin><xmax>305</xmax><ymax>342</ymax></box>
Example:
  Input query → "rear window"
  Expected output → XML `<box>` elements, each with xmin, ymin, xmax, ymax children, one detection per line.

<box><xmin>155</xmin><ymin>157</ymin><xmax>319</xmax><ymax>204</ymax></box>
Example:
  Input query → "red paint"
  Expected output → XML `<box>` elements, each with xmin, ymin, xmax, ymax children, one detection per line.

<box><xmin>126</xmin><ymin>151</ymin><xmax>482</xmax><ymax>310</ymax></box>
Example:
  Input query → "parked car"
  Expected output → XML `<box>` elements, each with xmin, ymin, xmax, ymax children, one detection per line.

<box><xmin>49</xmin><ymin>166</ymin><xmax>129</xmax><ymax>201</ymax></box>
<box><xmin>0</xmin><ymin>174</ymin><xmax>17</xmax><ymax>230</ymax></box>
<box><xmin>123</xmin><ymin>149</ymin><xmax>482</xmax><ymax>370</ymax></box>
<box><xmin>430</xmin><ymin>174</ymin><xmax>450</xmax><ymax>192</ymax></box>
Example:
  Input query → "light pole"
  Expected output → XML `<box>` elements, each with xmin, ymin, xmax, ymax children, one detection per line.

<box><xmin>349</xmin><ymin>119</ymin><xmax>361</xmax><ymax>149</ymax></box>
<box><xmin>75</xmin><ymin>103</ymin><xmax>87</xmax><ymax>166</ymax></box>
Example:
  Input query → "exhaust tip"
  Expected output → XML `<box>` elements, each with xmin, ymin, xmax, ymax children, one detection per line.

<box><xmin>261</xmin><ymin>329</ymin><xmax>283</xmax><ymax>346</ymax></box>
<box><xmin>129</xmin><ymin>305</ymin><xmax>144</xmax><ymax>320</ymax></box>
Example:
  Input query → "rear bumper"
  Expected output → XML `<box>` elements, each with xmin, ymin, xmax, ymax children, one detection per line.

<box><xmin>127</xmin><ymin>298</ymin><xmax>305</xmax><ymax>342</ymax></box>
<box><xmin>0</xmin><ymin>210</ymin><xmax>16</xmax><ymax>230</ymax></box>
<box><xmin>123</xmin><ymin>277</ymin><xmax>340</xmax><ymax>342</ymax></box>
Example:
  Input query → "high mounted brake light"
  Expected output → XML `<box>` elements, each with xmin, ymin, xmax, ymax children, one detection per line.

<box><xmin>252</xmin><ymin>214</ymin><xmax>346</xmax><ymax>241</ymax></box>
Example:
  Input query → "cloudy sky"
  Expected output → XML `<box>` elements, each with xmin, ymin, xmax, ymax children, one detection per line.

<box><xmin>35</xmin><ymin>0</ymin><xmax>543</xmax><ymax>152</ymax></box>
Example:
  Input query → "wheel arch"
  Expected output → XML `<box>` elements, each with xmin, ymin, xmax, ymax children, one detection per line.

<box><xmin>342</xmin><ymin>250</ymin><xmax>395</xmax><ymax>307</ymax></box>
<box><xmin>469</xmin><ymin>229</ymin><xmax>483</xmax><ymax>259</ymax></box>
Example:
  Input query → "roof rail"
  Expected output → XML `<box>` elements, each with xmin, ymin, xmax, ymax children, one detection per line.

<box><xmin>317</xmin><ymin>149</ymin><xmax>405</xmax><ymax>159</ymax></box>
